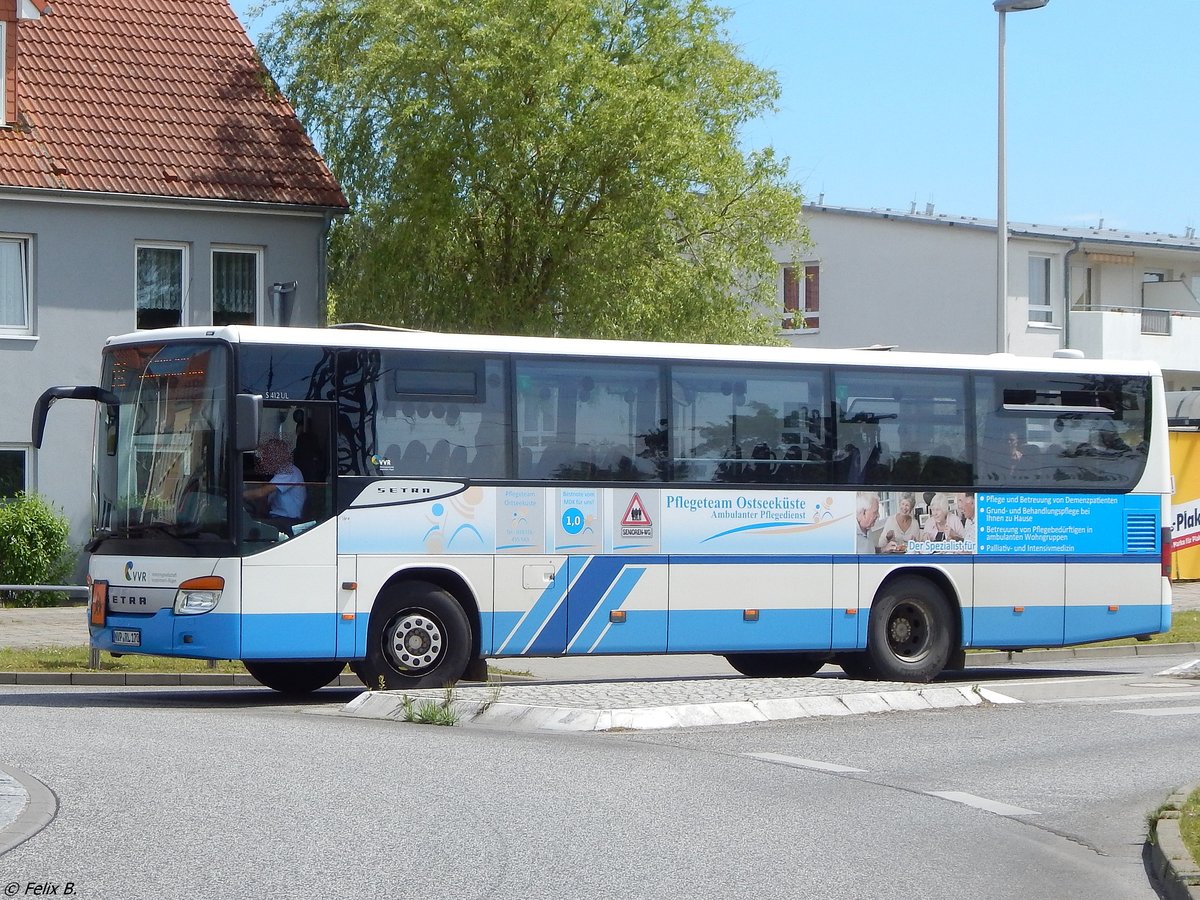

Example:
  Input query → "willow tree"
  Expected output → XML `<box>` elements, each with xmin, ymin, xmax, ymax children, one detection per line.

<box><xmin>261</xmin><ymin>0</ymin><xmax>806</xmax><ymax>342</ymax></box>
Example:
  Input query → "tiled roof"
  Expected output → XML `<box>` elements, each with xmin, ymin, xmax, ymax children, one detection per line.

<box><xmin>0</xmin><ymin>0</ymin><xmax>347</xmax><ymax>209</ymax></box>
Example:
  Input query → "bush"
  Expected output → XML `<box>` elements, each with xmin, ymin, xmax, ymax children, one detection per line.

<box><xmin>0</xmin><ymin>493</ymin><xmax>77</xmax><ymax>607</ymax></box>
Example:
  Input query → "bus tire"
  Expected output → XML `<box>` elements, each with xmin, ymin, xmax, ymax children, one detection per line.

<box><xmin>724</xmin><ymin>652</ymin><xmax>827</xmax><ymax>678</ymax></box>
<box><xmin>865</xmin><ymin>576</ymin><xmax>954</xmax><ymax>683</ymax></box>
<box><xmin>833</xmin><ymin>652</ymin><xmax>876</xmax><ymax>680</ymax></box>
<box><xmin>354</xmin><ymin>581</ymin><xmax>471</xmax><ymax>691</ymax></box>
<box><xmin>244</xmin><ymin>660</ymin><xmax>346</xmax><ymax>695</ymax></box>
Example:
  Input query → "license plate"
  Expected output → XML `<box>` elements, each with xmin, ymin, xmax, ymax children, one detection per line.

<box><xmin>112</xmin><ymin>629</ymin><xmax>141</xmax><ymax>647</ymax></box>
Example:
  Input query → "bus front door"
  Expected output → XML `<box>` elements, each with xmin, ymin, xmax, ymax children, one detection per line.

<box><xmin>240</xmin><ymin>401</ymin><xmax>339</xmax><ymax>661</ymax></box>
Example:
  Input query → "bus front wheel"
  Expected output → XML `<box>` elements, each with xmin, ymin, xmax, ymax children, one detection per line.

<box><xmin>353</xmin><ymin>581</ymin><xmax>471</xmax><ymax>691</ymax></box>
<box><xmin>244</xmin><ymin>660</ymin><xmax>346</xmax><ymax>695</ymax></box>
<box><xmin>724</xmin><ymin>652</ymin><xmax>828</xmax><ymax>678</ymax></box>
<box><xmin>865</xmin><ymin>576</ymin><xmax>954</xmax><ymax>683</ymax></box>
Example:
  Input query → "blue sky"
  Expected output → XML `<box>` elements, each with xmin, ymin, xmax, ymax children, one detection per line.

<box><xmin>231</xmin><ymin>0</ymin><xmax>1200</xmax><ymax>235</ymax></box>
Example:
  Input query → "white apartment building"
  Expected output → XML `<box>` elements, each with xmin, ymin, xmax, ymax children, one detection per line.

<box><xmin>774</xmin><ymin>204</ymin><xmax>1200</xmax><ymax>392</ymax></box>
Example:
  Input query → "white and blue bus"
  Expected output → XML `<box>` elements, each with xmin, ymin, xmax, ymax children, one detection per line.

<box><xmin>34</xmin><ymin>325</ymin><xmax>1173</xmax><ymax>693</ymax></box>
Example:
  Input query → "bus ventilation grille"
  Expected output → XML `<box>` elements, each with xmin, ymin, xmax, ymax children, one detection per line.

<box><xmin>1124</xmin><ymin>513</ymin><xmax>1158</xmax><ymax>554</ymax></box>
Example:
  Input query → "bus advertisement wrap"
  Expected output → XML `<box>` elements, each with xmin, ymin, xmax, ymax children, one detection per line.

<box><xmin>339</xmin><ymin>485</ymin><xmax>1156</xmax><ymax>558</ymax></box>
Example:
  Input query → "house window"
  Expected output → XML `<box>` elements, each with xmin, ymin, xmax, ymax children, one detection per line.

<box><xmin>0</xmin><ymin>236</ymin><xmax>30</xmax><ymax>333</ymax></box>
<box><xmin>213</xmin><ymin>248</ymin><xmax>262</xmax><ymax>326</ymax></box>
<box><xmin>783</xmin><ymin>263</ymin><xmax>820</xmax><ymax>330</ymax></box>
<box><xmin>0</xmin><ymin>446</ymin><xmax>28</xmax><ymax>498</ymax></box>
<box><xmin>1028</xmin><ymin>255</ymin><xmax>1052</xmax><ymax>324</ymax></box>
<box><xmin>136</xmin><ymin>243</ymin><xmax>188</xmax><ymax>329</ymax></box>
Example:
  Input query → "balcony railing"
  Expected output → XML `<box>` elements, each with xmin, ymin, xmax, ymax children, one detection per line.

<box><xmin>1142</xmin><ymin>308</ymin><xmax>1171</xmax><ymax>335</ymax></box>
<box><xmin>1073</xmin><ymin>305</ymin><xmax>1200</xmax><ymax>336</ymax></box>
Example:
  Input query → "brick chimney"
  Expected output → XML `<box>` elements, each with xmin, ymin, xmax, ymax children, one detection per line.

<box><xmin>2</xmin><ymin>0</ymin><xmax>50</xmax><ymax>126</ymax></box>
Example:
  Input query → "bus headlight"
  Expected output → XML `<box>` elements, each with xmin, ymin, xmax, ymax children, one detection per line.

<box><xmin>174</xmin><ymin>576</ymin><xmax>224</xmax><ymax>615</ymax></box>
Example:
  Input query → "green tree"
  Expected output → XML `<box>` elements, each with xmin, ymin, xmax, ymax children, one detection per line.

<box><xmin>261</xmin><ymin>0</ymin><xmax>806</xmax><ymax>342</ymax></box>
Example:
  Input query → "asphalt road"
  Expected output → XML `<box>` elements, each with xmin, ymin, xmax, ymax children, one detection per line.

<box><xmin>1</xmin><ymin>652</ymin><xmax>1197</xmax><ymax>899</ymax></box>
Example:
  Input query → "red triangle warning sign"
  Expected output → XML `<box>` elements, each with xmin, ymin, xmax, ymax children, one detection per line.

<box><xmin>621</xmin><ymin>493</ymin><xmax>652</xmax><ymax>527</ymax></box>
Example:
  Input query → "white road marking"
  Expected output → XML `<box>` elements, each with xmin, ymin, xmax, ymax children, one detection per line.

<box><xmin>976</xmin><ymin>687</ymin><xmax>1022</xmax><ymax>704</ymax></box>
<box><xmin>926</xmin><ymin>791</ymin><xmax>1039</xmax><ymax>817</ymax></box>
<box><xmin>1115</xmin><ymin>706</ymin><xmax>1200</xmax><ymax>717</ymax></box>
<box><xmin>985</xmin><ymin>676</ymin><xmax>1114</xmax><ymax>689</ymax></box>
<box><xmin>1027</xmin><ymin>691</ymin><xmax>1200</xmax><ymax>705</ymax></box>
<box><xmin>743</xmin><ymin>753</ymin><xmax>867</xmax><ymax>773</ymax></box>
<box><xmin>1126</xmin><ymin>681</ymin><xmax>1198</xmax><ymax>688</ymax></box>
<box><xmin>1155</xmin><ymin>659</ymin><xmax>1200</xmax><ymax>676</ymax></box>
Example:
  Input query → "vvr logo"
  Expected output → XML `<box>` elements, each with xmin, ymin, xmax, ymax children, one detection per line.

<box><xmin>125</xmin><ymin>562</ymin><xmax>148</xmax><ymax>583</ymax></box>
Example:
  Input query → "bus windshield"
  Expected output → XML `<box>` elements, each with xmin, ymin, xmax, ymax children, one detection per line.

<box><xmin>95</xmin><ymin>341</ymin><xmax>231</xmax><ymax>542</ymax></box>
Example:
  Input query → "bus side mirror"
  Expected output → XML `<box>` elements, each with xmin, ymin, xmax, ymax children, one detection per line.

<box><xmin>32</xmin><ymin>385</ymin><xmax>119</xmax><ymax>449</ymax></box>
<box><xmin>235</xmin><ymin>393</ymin><xmax>263</xmax><ymax>453</ymax></box>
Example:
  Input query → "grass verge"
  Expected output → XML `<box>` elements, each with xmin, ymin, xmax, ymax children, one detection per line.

<box><xmin>1182</xmin><ymin>786</ymin><xmax>1200</xmax><ymax>866</ymax></box>
<box><xmin>0</xmin><ymin>645</ymin><xmax>246</xmax><ymax>674</ymax></box>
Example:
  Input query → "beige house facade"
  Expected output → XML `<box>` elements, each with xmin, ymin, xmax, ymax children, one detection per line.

<box><xmin>774</xmin><ymin>205</ymin><xmax>1200</xmax><ymax>392</ymax></box>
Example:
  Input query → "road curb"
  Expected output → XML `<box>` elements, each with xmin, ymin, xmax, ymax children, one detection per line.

<box><xmin>341</xmin><ymin>683</ymin><xmax>1002</xmax><ymax>732</ymax></box>
<box><xmin>967</xmin><ymin>641</ymin><xmax>1200</xmax><ymax>666</ymax></box>
<box><xmin>1148</xmin><ymin>783</ymin><xmax>1200</xmax><ymax>900</ymax></box>
<box><xmin>0</xmin><ymin>763</ymin><xmax>57</xmax><ymax>857</ymax></box>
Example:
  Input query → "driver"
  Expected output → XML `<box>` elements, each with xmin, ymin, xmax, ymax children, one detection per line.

<box><xmin>245</xmin><ymin>438</ymin><xmax>307</xmax><ymax>527</ymax></box>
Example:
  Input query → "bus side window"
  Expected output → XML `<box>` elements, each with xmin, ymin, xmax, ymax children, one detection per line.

<box><xmin>973</xmin><ymin>373</ymin><xmax>1150</xmax><ymax>489</ymax></box>
<box><xmin>516</xmin><ymin>359</ymin><xmax>663</xmax><ymax>482</ymax></box>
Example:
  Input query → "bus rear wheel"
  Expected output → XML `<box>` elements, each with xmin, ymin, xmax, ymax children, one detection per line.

<box><xmin>244</xmin><ymin>660</ymin><xmax>346</xmax><ymax>695</ymax></box>
<box><xmin>865</xmin><ymin>576</ymin><xmax>954</xmax><ymax>683</ymax></box>
<box><xmin>352</xmin><ymin>581</ymin><xmax>471</xmax><ymax>691</ymax></box>
<box><xmin>724</xmin><ymin>652</ymin><xmax>828</xmax><ymax>678</ymax></box>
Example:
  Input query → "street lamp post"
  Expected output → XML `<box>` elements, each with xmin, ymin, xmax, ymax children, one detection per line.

<box><xmin>994</xmin><ymin>0</ymin><xmax>1048</xmax><ymax>353</ymax></box>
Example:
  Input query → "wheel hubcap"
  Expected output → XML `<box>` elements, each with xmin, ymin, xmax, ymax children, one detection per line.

<box><xmin>887</xmin><ymin>601</ymin><xmax>929</xmax><ymax>661</ymax></box>
<box><xmin>386</xmin><ymin>611</ymin><xmax>444</xmax><ymax>673</ymax></box>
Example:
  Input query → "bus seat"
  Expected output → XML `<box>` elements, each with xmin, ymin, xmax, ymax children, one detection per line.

<box><xmin>470</xmin><ymin>446</ymin><xmax>500</xmax><ymax>477</ymax></box>
<box><xmin>537</xmin><ymin>442</ymin><xmax>581</xmax><ymax>479</ymax></box>
<box><xmin>448</xmin><ymin>444</ymin><xmax>467</xmax><ymax>475</ymax></box>
<box><xmin>890</xmin><ymin>451</ymin><xmax>922</xmax><ymax>484</ymax></box>
<box><xmin>472</xmin><ymin>420</ymin><xmax>507</xmax><ymax>477</ymax></box>
<box><xmin>428</xmin><ymin>439</ymin><xmax>451</xmax><ymax>475</ymax></box>
<box><xmin>833</xmin><ymin>444</ymin><xmax>862</xmax><ymax>484</ymax></box>
<box><xmin>398</xmin><ymin>440</ymin><xmax>427</xmax><ymax>475</ymax></box>
<box><xmin>294</xmin><ymin>430</ymin><xmax>326</xmax><ymax>482</ymax></box>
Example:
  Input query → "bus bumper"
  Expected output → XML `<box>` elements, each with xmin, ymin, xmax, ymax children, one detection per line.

<box><xmin>90</xmin><ymin>609</ymin><xmax>240</xmax><ymax>660</ymax></box>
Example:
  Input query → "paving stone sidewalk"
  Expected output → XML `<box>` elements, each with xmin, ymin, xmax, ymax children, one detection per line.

<box><xmin>342</xmin><ymin>676</ymin><xmax>1012</xmax><ymax>732</ymax></box>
